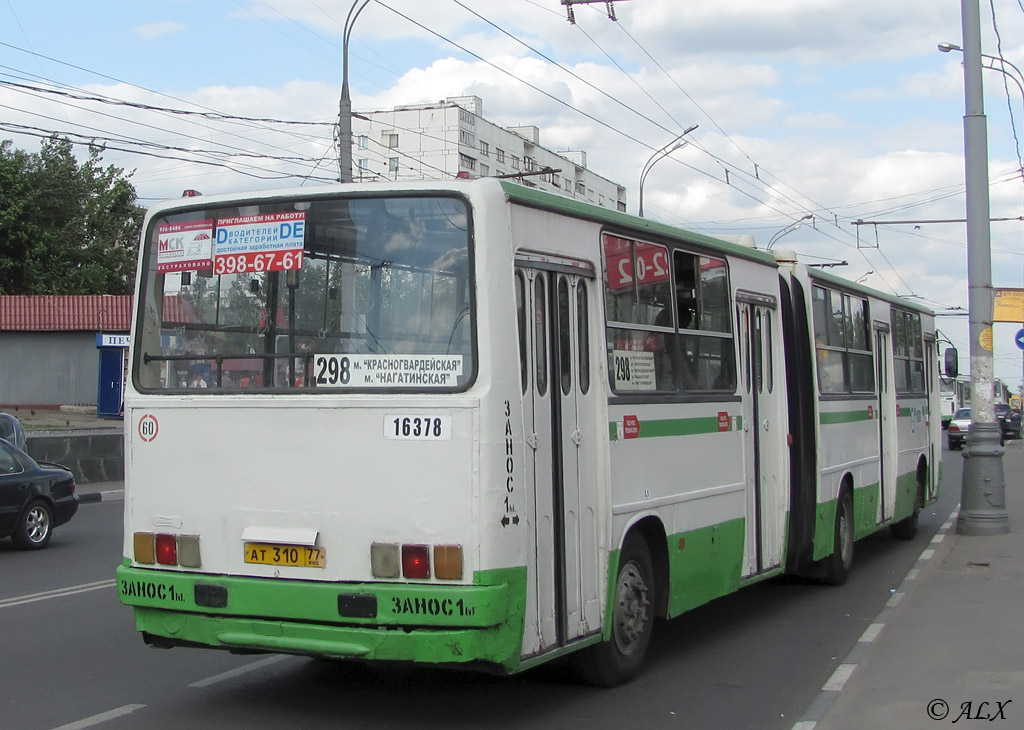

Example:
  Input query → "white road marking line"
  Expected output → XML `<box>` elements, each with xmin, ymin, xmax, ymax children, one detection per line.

<box><xmin>886</xmin><ymin>592</ymin><xmax>904</xmax><ymax>607</ymax></box>
<box><xmin>49</xmin><ymin>704</ymin><xmax>146</xmax><ymax>730</ymax></box>
<box><xmin>859</xmin><ymin>623</ymin><xmax>884</xmax><ymax>643</ymax></box>
<box><xmin>823</xmin><ymin>663</ymin><xmax>856</xmax><ymax>691</ymax></box>
<box><xmin>0</xmin><ymin>579</ymin><xmax>117</xmax><ymax>610</ymax></box>
<box><xmin>188</xmin><ymin>655</ymin><xmax>292</xmax><ymax>688</ymax></box>
<box><xmin>919</xmin><ymin>548</ymin><xmax>935</xmax><ymax>560</ymax></box>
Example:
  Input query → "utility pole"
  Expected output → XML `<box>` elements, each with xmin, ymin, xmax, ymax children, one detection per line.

<box><xmin>338</xmin><ymin>0</ymin><xmax>371</xmax><ymax>183</ymax></box>
<box><xmin>958</xmin><ymin>0</ymin><xmax>1008</xmax><ymax>535</ymax></box>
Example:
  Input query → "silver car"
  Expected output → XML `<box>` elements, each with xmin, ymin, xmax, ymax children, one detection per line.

<box><xmin>947</xmin><ymin>408</ymin><xmax>971</xmax><ymax>450</ymax></box>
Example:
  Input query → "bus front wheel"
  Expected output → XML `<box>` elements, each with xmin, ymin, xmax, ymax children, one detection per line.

<box><xmin>579</xmin><ymin>536</ymin><xmax>655</xmax><ymax>687</ymax></box>
<box><xmin>824</xmin><ymin>492</ymin><xmax>854</xmax><ymax>585</ymax></box>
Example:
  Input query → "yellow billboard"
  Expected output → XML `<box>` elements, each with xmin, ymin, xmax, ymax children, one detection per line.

<box><xmin>993</xmin><ymin>289</ymin><xmax>1024</xmax><ymax>322</ymax></box>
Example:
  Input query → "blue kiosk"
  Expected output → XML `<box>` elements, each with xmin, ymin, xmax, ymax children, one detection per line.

<box><xmin>96</xmin><ymin>333</ymin><xmax>130</xmax><ymax>419</ymax></box>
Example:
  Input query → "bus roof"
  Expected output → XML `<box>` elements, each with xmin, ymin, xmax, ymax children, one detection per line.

<box><xmin>498</xmin><ymin>180</ymin><xmax>779</xmax><ymax>267</ymax></box>
<box><xmin>805</xmin><ymin>265</ymin><xmax>935</xmax><ymax>317</ymax></box>
<box><xmin>139</xmin><ymin>179</ymin><xmax>930</xmax><ymax>318</ymax></box>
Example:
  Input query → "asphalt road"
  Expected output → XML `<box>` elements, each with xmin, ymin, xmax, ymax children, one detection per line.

<box><xmin>0</xmin><ymin>447</ymin><xmax>969</xmax><ymax>730</ymax></box>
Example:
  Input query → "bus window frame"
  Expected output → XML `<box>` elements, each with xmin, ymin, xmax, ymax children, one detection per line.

<box><xmin>132</xmin><ymin>191</ymin><xmax>480</xmax><ymax>396</ymax></box>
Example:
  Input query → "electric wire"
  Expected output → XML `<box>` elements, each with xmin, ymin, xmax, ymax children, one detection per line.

<box><xmin>0</xmin><ymin>122</ymin><xmax>337</xmax><ymax>182</ymax></box>
<box><xmin>0</xmin><ymin>6</ymin><xmax>995</xmax><ymax>300</ymax></box>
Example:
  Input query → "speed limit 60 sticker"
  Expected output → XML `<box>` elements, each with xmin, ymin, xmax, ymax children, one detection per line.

<box><xmin>384</xmin><ymin>415</ymin><xmax>452</xmax><ymax>440</ymax></box>
<box><xmin>138</xmin><ymin>414</ymin><xmax>159</xmax><ymax>442</ymax></box>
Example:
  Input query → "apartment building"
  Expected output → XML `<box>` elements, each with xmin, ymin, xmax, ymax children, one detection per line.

<box><xmin>351</xmin><ymin>95</ymin><xmax>627</xmax><ymax>212</ymax></box>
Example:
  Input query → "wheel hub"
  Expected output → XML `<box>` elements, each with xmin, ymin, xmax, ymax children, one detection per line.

<box><xmin>26</xmin><ymin>507</ymin><xmax>49</xmax><ymax>543</ymax></box>
<box><xmin>612</xmin><ymin>561</ymin><xmax>649</xmax><ymax>654</ymax></box>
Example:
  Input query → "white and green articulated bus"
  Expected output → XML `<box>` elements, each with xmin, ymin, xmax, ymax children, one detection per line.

<box><xmin>117</xmin><ymin>178</ymin><xmax>945</xmax><ymax>686</ymax></box>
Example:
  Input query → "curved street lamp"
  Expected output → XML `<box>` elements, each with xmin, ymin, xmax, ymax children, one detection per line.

<box><xmin>638</xmin><ymin>124</ymin><xmax>698</xmax><ymax>217</ymax></box>
<box><xmin>766</xmin><ymin>214</ymin><xmax>813</xmax><ymax>250</ymax></box>
<box><xmin>939</xmin><ymin>42</ymin><xmax>1024</xmax><ymax>103</ymax></box>
<box><xmin>338</xmin><ymin>0</ymin><xmax>373</xmax><ymax>183</ymax></box>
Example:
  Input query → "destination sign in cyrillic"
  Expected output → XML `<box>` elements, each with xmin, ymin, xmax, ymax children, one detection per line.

<box><xmin>313</xmin><ymin>354</ymin><xmax>464</xmax><ymax>388</ymax></box>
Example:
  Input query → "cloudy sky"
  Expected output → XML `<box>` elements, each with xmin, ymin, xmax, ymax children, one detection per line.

<box><xmin>3</xmin><ymin>0</ymin><xmax>1024</xmax><ymax>386</ymax></box>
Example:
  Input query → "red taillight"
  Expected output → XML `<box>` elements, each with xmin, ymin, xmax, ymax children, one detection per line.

<box><xmin>156</xmin><ymin>534</ymin><xmax>178</xmax><ymax>565</ymax></box>
<box><xmin>402</xmin><ymin>544</ymin><xmax>431</xmax><ymax>579</ymax></box>
<box><xmin>950</xmin><ymin>424</ymin><xmax>960</xmax><ymax>433</ymax></box>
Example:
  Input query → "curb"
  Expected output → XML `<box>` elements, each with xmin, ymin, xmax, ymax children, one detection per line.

<box><xmin>78</xmin><ymin>490</ymin><xmax>125</xmax><ymax>504</ymax></box>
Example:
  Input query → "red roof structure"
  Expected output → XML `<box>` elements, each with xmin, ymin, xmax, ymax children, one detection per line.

<box><xmin>0</xmin><ymin>295</ymin><xmax>133</xmax><ymax>332</ymax></box>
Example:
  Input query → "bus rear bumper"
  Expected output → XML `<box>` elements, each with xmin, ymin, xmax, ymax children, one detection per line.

<box><xmin>134</xmin><ymin>606</ymin><xmax>520</xmax><ymax>670</ymax></box>
<box><xmin>117</xmin><ymin>564</ymin><xmax>527</xmax><ymax>671</ymax></box>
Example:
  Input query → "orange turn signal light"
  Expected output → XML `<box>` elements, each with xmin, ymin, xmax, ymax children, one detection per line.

<box><xmin>433</xmin><ymin>545</ymin><xmax>463</xmax><ymax>580</ymax></box>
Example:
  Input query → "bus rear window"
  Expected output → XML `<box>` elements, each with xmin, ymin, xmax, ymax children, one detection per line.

<box><xmin>134</xmin><ymin>195</ymin><xmax>474</xmax><ymax>392</ymax></box>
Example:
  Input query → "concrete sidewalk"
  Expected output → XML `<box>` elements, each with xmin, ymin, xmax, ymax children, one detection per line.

<box><xmin>796</xmin><ymin>448</ymin><xmax>1024</xmax><ymax>730</ymax></box>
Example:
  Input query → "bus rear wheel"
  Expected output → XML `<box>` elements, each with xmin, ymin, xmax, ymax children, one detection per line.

<box><xmin>579</xmin><ymin>536</ymin><xmax>655</xmax><ymax>687</ymax></box>
<box><xmin>824</xmin><ymin>491</ymin><xmax>853</xmax><ymax>585</ymax></box>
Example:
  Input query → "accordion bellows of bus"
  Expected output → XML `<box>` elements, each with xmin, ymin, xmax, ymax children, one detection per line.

<box><xmin>117</xmin><ymin>178</ymin><xmax>946</xmax><ymax>686</ymax></box>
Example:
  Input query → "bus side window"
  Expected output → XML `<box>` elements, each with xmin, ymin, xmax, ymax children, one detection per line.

<box><xmin>558</xmin><ymin>277</ymin><xmax>572</xmax><ymax>396</ymax></box>
<box><xmin>535</xmin><ymin>274</ymin><xmax>548</xmax><ymax>397</ymax></box>
<box><xmin>578</xmin><ymin>279</ymin><xmax>590</xmax><ymax>395</ymax></box>
<box><xmin>516</xmin><ymin>272</ymin><xmax>528</xmax><ymax>394</ymax></box>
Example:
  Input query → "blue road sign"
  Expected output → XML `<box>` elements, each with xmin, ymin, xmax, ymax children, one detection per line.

<box><xmin>1016</xmin><ymin>329</ymin><xmax>1024</xmax><ymax>350</ymax></box>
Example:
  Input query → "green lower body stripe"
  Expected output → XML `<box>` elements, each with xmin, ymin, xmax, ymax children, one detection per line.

<box><xmin>117</xmin><ymin>564</ymin><xmax>527</xmax><ymax>671</ymax></box>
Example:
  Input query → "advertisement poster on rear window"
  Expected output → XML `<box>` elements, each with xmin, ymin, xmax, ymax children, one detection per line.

<box><xmin>157</xmin><ymin>220</ymin><xmax>214</xmax><ymax>273</ymax></box>
<box><xmin>213</xmin><ymin>212</ymin><xmax>306</xmax><ymax>275</ymax></box>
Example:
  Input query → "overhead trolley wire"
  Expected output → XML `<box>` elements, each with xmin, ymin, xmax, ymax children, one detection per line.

<box><xmin>0</xmin><ymin>41</ymin><xmax>338</xmax><ymax>175</ymax></box>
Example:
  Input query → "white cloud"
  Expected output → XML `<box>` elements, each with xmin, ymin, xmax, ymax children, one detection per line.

<box><xmin>133</xmin><ymin>21</ymin><xmax>187</xmax><ymax>40</ymax></box>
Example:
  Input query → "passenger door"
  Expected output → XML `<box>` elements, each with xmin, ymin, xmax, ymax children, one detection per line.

<box><xmin>738</xmin><ymin>296</ymin><xmax>783</xmax><ymax>576</ymax></box>
<box><xmin>517</xmin><ymin>258</ymin><xmax>601</xmax><ymax>654</ymax></box>
<box><xmin>874</xmin><ymin>325</ymin><xmax>897</xmax><ymax>523</ymax></box>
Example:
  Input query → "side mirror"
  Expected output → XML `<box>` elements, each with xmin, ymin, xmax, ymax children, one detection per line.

<box><xmin>943</xmin><ymin>347</ymin><xmax>959</xmax><ymax>379</ymax></box>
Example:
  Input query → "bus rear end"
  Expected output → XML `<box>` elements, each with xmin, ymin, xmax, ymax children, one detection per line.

<box><xmin>117</xmin><ymin>185</ymin><xmax>524</xmax><ymax>672</ymax></box>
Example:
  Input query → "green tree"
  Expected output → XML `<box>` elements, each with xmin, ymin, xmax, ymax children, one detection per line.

<box><xmin>0</xmin><ymin>136</ymin><xmax>144</xmax><ymax>295</ymax></box>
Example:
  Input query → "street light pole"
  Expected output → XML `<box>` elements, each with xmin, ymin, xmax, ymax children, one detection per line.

<box><xmin>638</xmin><ymin>124</ymin><xmax>698</xmax><ymax>217</ymax></box>
<box><xmin>940</xmin><ymin>41</ymin><xmax>1024</xmax><ymax>413</ymax></box>
<box><xmin>766</xmin><ymin>214</ymin><xmax>814</xmax><ymax>250</ymax></box>
<box><xmin>338</xmin><ymin>0</ymin><xmax>372</xmax><ymax>183</ymax></box>
<box><xmin>939</xmin><ymin>41</ymin><xmax>1024</xmax><ymax>97</ymax></box>
<box><xmin>956</xmin><ymin>0</ymin><xmax>1008</xmax><ymax>535</ymax></box>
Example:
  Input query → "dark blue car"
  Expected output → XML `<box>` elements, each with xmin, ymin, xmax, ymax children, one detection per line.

<box><xmin>0</xmin><ymin>437</ymin><xmax>78</xmax><ymax>550</ymax></box>
<box><xmin>996</xmin><ymin>403</ymin><xmax>1022</xmax><ymax>441</ymax></box>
